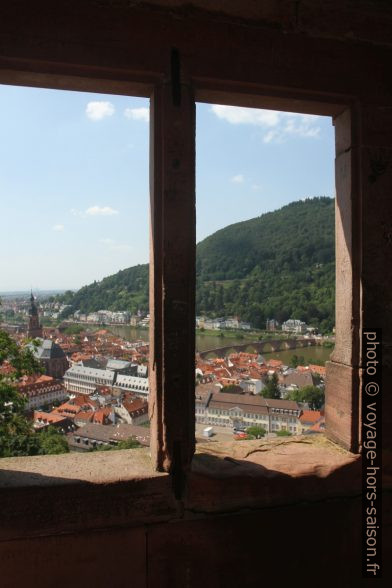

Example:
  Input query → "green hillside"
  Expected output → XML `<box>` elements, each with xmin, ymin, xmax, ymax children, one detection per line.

<box><xmin>57</xmin><ymin>197</ymin><xmax>335</xmax><ymax>332</ymax></box>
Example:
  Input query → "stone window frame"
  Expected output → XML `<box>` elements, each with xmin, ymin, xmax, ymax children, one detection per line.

<box><xmin>0</xmin><ymin>62</ymin><xmax>360</xmax><ymax>488</ymax></box>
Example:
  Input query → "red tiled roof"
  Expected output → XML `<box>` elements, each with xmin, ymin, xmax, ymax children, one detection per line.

<box><xmin>34</xmin><ymin>411</ymin><xmax>67</xmax><ymax>424</ymax></box>
<box><xmin>309</xmin><ymin>364</ymin><xmax>327</xmax><ymax>376</ymax></box>
<box><xmin>309</xmin><ymin>419</ymin><xmax>326</xmax><ymax>432</ymax></box>
<box><xmin>92</xmin><ymin>407</ymin><xmax>112</xmax><ymax>424</ymax></box>
<box><xmin>71</xmin><ymin>395</ymin><xmax>99</xmax><ymax>409</ymax></box>
<box><xmin>36</xmin><ymin>375</ymin><xmax>53</xmax><ymax>383</ymax></box>
<box><xmin>123</xmin><ymin>398</ymin><xmax>148</xmax><ymax>416</ymax></box>
<box><xmin>266</xmin><ymin>359</ymin><xmax>283</xmax><ymax>368</ymax></box>
<box><xmin>75</xmin><ymin>410</ymin><xmax>94</xmax><ymax>422</ymax></box>
<box><xmin>54</xmin><ymin>403</ymin><xmax>81</xmax><ymax>416</ymax></box>
<box><xmin>300</xmin><ymin>410</ymin><xmax>322</xmax><ymax>424</ymax></box>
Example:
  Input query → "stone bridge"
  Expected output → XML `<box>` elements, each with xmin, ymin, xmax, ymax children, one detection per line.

<box><xmin>198</xmin><ymin>337</ymin><xmax>317</xmax><ymax>359</ymax></box>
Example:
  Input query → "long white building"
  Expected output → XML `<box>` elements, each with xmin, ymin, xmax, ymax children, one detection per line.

<box><xmin>63</xmin><ymin>365</ymin><xmax>149</xmax><ymax>397</ymax></box>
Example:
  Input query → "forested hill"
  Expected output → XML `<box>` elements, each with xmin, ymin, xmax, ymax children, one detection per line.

<box><xmin>57</xmin><ymin>197</ymin><xmax>335</xmax><ymax>332</ymax></box>
<box><xmin>196</xmin><ymin>196</ymin><xmax>335</xmax><ymax>331</ymax></box>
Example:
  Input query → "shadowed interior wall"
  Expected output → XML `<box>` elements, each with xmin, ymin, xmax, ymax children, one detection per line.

<box><xmin>0</xmin><ymin>1</ymin><xmax>391</xmax><ymax>586</ymax></box>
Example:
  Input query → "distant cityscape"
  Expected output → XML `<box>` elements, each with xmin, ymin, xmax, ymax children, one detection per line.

<box><xmin>2</xmin><ymin>293</ymin><xmax>321</xmax><ymax>334</ymax></box>
<box><xmin>0</xmin><ymin>290</ymin><xmax>331</xmax><ymax>456</ymax></box>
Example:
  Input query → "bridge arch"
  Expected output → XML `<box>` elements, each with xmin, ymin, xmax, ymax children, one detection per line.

<box><xmin>198</xmin><ymin>338</ymin><xmax>317</xmax><ymax>360</ymax></box>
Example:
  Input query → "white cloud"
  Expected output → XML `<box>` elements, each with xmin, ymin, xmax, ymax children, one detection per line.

<box><xmin>124</xmin><ymin>107</ymin><xmax>150</xmax><ymax>122</ymax></box>
<box><xmin>86</xmin><ymin>206</ymin><xmax>118</xmax><ymax>216</ymax></box>
<box><xmin>210</xmin><ymin>104</ymin><xmax>320</xmax><ymax>143</ymax></box>
<box><xmin>251</xmin><ymin>184</ymin><xmax>262</xmax><ymax>192</ymax></box>
<box><xmin>86</xmin><ymin>101</ymin><xmax>115</xmax><ymax>121</ymax></box>
<box><xmin>71</xmin><ymin>206</ymin><xmax>119</xmax><ymax>218</ymax></box>
<box><xmin>211</xmin><ymin>105</ymin><xmax>280</xmax><ymax>127</ymax></box>
<box><xmin>283</xmin><ymin>115</ymin><xmax>320</xmax><ymax>138</ymax></box>
<box><xmin>100</xmin><ymin>238</ymin><xmax>115</xmax><ymax>245</ymax></box>
<box><xmin>263</xmin><ymin>130</ymin><xmax>279</xmax><ymax>144</ymax></box>
<box><xmin>231</xmin><ymin>174</ymin><xmax>244</xmax><ymax>184</ymax></box>
<box><xmin>52</xmin><ymin>224</ymin><xmax>64</xmax><ymax>232</ymax></box>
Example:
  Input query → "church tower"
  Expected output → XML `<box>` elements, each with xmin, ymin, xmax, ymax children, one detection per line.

<box><xmin>27</xmin><ymin>292</ymin><xmax>43</xmax><ymax>339</ymax></box>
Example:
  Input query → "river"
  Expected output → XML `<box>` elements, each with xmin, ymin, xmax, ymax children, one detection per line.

<box><xmin>106</xmin><ymin>325</ymin><xmax>333</xmax><ymax>365</ymax></box>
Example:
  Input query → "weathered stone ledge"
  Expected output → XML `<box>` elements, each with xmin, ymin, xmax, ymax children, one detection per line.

<box><xmin>0</xmin><ymin>435</ymin><xmax>384</xmax><ymax>542</ymax></box>
<box><xmin>188</xmin><ymin>435</ymin><xmax>364</xmax><ymax>513</ymax></box>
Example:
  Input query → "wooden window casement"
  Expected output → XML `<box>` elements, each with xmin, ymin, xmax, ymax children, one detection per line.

<box><xmin>149</xmin><ymin>76</ymin><xmax>196</xmax><ymax>483</ymax></box>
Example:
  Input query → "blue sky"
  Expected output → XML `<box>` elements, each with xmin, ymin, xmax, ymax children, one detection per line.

<box><xmin>0</xmin><ymin>85</ymin><xmax>335</xmax><ymax>291</ymax></box>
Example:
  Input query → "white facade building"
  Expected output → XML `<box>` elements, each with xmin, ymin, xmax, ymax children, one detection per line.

<box><xmin>281</xmin><ymin>319</ymin><xmax>308</xmax><ymax>333</ymax></box>
<box><xmin>64</xmin><ymin>366</ymin><xmax>116</xmax><ymax>394</ymax></box>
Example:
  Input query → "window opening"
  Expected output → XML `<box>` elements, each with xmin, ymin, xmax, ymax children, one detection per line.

<box><xmin>195</xmin><ymin>102</ymin><xmax>335</xmax><ymax>444</ymax></box>
<box><xmin>0</xmin><ymin>84</ymin><xmax>151</xmax><ymax>458</ymax></box>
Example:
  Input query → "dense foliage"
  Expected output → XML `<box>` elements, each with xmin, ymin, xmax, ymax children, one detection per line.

<box><xmin>0</xmin><ymin>329</ymin><xmax>69</xmax><ymax>458</ymax></box>
<box><xmin>260</xmin><ymin>372</ymin><xmax>280</xmax><ymax>399</ymax></box>
<box><xmin>56</xmin><ymin>197</ymin><xmax>335</xmax><ymax>332</ymax></box>
<box><xmin>287</xmin><ymin>385</ymin><xmax>325</xmax><ymax>410</ymax></box>
<box><xmin>196</xmin><ymin>196</ymin><xmax>334</xmax><ymax>332</ymax></box>
<box><xmin>57</xmin><ymin>264</ymin><xmax>149</xmax><ymax>318</ymax></box>
<box><xmin>38</xmin><ymin>427</ymin><xmax>70</xmax><ymax>455</ymax></box>
<box><xmin>245</xmin><ymin>426</ymin><xmax>266</xmax><ymax>438</ymax></box>
<box><xmin>0</xmin><ymin>330</ymin><xmax>41</xmax><ymax>457</ymax></box>
<box><xmin>275</xmin><ymin>430</ymin><xmax>292</xmax><ymax>436</ymax></box>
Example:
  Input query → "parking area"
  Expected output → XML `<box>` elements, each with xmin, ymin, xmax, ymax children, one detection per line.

<box><xmin>195</xmin><ymin>423</ymin><xmax>235</xmax><ymax>443</ymax></box>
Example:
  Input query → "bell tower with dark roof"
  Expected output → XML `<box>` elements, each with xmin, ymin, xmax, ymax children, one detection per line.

<box><xmin>27</xmin><ymin>292</ymin><xmax>43</xmax><ymax>339</ymax></box>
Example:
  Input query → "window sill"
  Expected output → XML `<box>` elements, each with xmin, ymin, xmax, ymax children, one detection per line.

<box><xmin>0</xmin><ymin>435</ymin><xmax>364</xmax><ymax>541</ymax></box>
<box><xmin>189</xmin><ymin>434</ymin><xmax>363</xmax><ymax>514</ymax></box>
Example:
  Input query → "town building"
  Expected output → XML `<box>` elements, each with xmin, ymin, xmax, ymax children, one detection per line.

<box><xmin>17</xmin><ymin>374</ymin><xmax>67</xmax><ymax>410</ymax></box>
<box><xmin>115</xmin><ymin>397</ymin><xmax>149</xmax><ymax>425</ymax></box>
<box><xmin>279</xmin><ymin>368</ymin><xmax>315</xmax><ymax>390</ymax></box>
<box><xmin>238</xmin><ymin>378</ymin><xmax>263</xmax><ymax>395</ymax></box>
<box><xmin>64</xmin><ymin>365</ymin><xmax>116</xmax><ymax>394</ymax></box>
<box><xmin>299</xmin><ymin>410</ymin><xmax>324</xmax><ymax>433</ymax></box>
<box><xmin>25</xmin><ymin>296</ymin><xmax>69</xmax><ymax>378</ymax></box>
<box><xmin>115</xmin><ymin>374</ymin><xmax>149</xmax><ymax>397</ymax></box>
<box><xmin>67</xmin><ymin>423</ymin><xmax>150</xmax><ymax>451</ymax></box>
<box><xmin>33</xmin><ymin>410</ymin><xmax>75</xmax><ymax>433</ymax></box>
<box><xmin>31</xmin><ymin>339</ymin><xmax>69</xmax><ymax>379</ymax></box>
<box><xmin>63</xmin><ymin>365</ymin><xmax>150</xmax><ymax>397</ymax></box>
<box><xmin>281</xmin><ymin>319</ymin><xmax>308</xmax><ymax>333</ymax></box>
<box><xmin>196</xmin><ymin>390</ymin><xmax>301</xmax><ymax>434</ymax></box>
<box><xmin>266</xmin><ymin>318</ymin><xmax>279</xmax><ymax>331</ymax></box>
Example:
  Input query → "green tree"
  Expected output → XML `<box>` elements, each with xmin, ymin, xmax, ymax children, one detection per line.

<box><xmin>0</xmin><ymin>329</ymin><xmax>43</xmax><ymax>458</ymax></box>
<box><xmin>38</xmin><ymin>427</ymin><xmax>69</xmax><ymax>455</ymax></box>
<box><xmin>261</xmin><ymin>372</ymin><xmax>280</xmax><ymax>399</ymax></box>
<box><xmin>246</xmin><ymin>426</ymin><xmax>266</xmax><ymax>438</ymax></box>
<box><xmin>276</xmin><ymin>429</ymin><xmax>292</xmax><ymax>436</ymax></box>
<box><xmin>117</xmin><ymin>438</ymin><xmax>142</xmax><ymax>449</ymax></box>
<box><xmin>287</xmin><ymin>385</ymin><xmax>325</xmax><ymax>410</ymax></box>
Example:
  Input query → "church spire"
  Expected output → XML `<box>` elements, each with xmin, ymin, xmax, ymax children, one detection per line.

<box><xmin>29</xmin><ymin>291</ymin><xmax>38</xmax><ymax>316</ymax></box>
<box><xmin>27</xmin><ymin>291</ymin><xmax>42</xmax><ymax>338</ymax></box>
